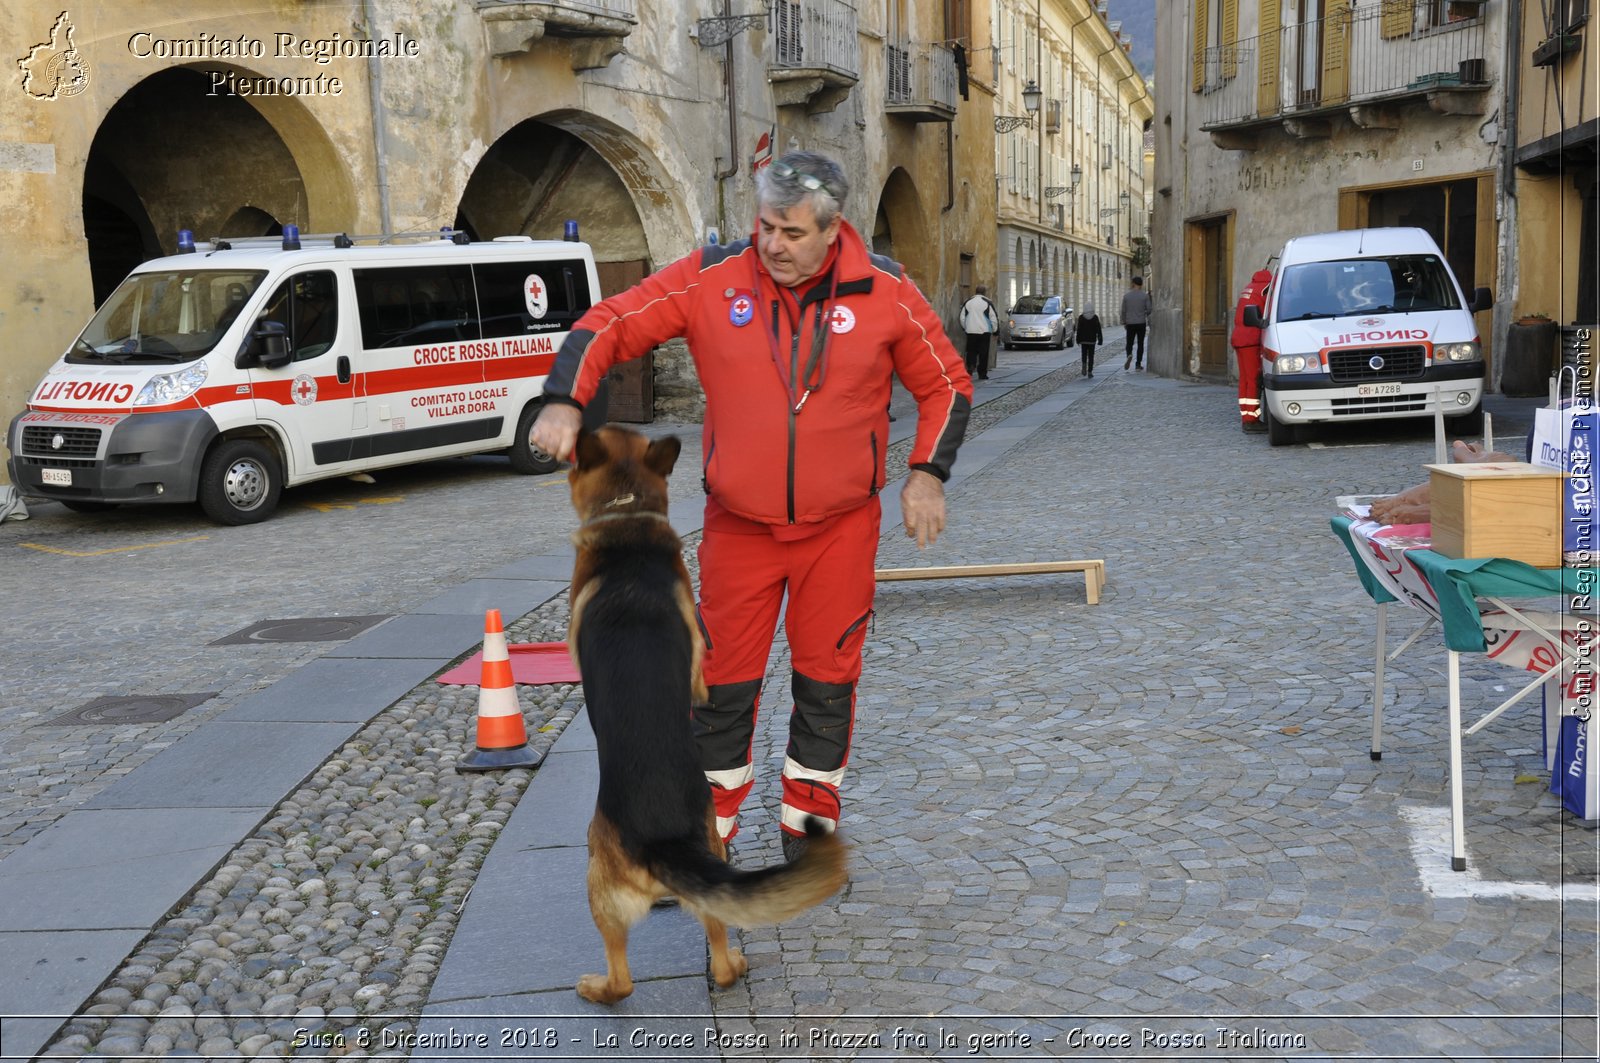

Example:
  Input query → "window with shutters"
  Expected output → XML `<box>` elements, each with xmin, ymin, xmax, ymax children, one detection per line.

<box><xmin>775</xmin><ymin>0</ymin><xmax>804</xmax><ymax>64</ymax></box>
<box><xmin>1195</xmin><ymin>0</ymin><xmax>1241</xmax><ymax>91</ymax></box>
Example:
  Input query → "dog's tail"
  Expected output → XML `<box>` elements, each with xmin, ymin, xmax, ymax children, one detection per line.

<box><xmin>645</xmin><ymin>819</ymin><xmax>847</xmax><ymax>927</ymax></box>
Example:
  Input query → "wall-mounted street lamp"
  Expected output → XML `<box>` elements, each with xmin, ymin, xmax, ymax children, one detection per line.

<box><xmin>694</xmin><ymin>6</ymin><xmax>769</xmax><ymax>48</ymax></box>
<box><xmin>1044</xmin><ymin>162</ymin><xmax>1083</xmax><ymax>199</ymax></box>
<box><xmin>994</xmin><ymin>80</ymin><xmax>1043</xmax><ymax>133</ymax></box>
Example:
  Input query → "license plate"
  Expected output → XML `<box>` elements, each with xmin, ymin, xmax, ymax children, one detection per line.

<box><xmin>1357</xmin><ymin>382</ymin><xmax>1402</xmax><ymax>397</ymax></box>
<box><xmin>42</xmin><ymin>468</ymin><xmax>71</xmax><ymax>486</ymax></box>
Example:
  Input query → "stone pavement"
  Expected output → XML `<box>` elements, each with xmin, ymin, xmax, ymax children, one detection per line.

<box><xmin>5</xmin><ymin>334</ymin><xmax>1597</xmax><ymax>1060</ymax></box>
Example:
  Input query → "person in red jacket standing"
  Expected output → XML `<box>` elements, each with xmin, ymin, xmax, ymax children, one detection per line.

<box><xmin>1230</xmin><ymin>268</ymin><xmax>1273</xmax><ymax>432</ymax></box>
<box><xmin>530</xmin><ymin>151</ymin><xmax>973</xmax><ymax>860</ymax></box>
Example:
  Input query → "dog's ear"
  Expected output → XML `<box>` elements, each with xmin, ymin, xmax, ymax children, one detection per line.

<box><xmin>643</xmin><ymin>436</ymin><xmax>681</xmax><ymax>477</ymax></box>
<box><xmin>574</xmin><ymin>429</ymin><xmax>609</xmax><ymax>472</ymax></box>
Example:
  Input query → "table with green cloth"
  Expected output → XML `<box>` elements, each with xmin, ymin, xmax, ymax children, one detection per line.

<box><xmin>1330</xmin><ymin>515</ymin><xmax>1598</xmax><ymax>870</ymax></box>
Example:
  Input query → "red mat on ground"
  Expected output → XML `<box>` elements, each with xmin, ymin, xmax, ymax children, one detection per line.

<box><xmin>436</xmin><ymin>642</ymin><xmax>580</xmax><ymax>686</ymax></box>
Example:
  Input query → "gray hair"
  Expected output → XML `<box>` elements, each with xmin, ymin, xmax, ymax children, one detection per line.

<box><xmin>756</xmin><ymin>151</ymin><xmax>849</xmax><ymax>229</ymax></box>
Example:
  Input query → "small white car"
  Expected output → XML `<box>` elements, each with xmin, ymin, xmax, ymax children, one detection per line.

<box><xmin>1001</xmin><ymin>294</ymin><xmax>1074</xmax><ymax>350</ymax></box>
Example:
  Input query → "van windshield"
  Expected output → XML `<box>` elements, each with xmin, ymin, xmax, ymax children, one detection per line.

<box><xmin>1275</xmin><ymin>255</ymin><xmax>1460</xmax><ymax>321</ymax></box>
<box><xmin>68</xmin><ymin>269</ymin><xmax>268</xmax><ymax>364</ymax></box>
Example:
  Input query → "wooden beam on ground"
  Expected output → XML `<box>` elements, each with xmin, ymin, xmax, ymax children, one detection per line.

<box><xmin>874</xmin><ymin>560</ymin><xmax>1105</xmax><ymax>605</ymax></box>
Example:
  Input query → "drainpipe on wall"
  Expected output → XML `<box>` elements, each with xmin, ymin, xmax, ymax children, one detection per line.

<box><xmin>1494</xmin><ymin>0</ymin><xmax>1525</xmax><ymax>386</ymax></box>
<box><xmin>714</xmin><ymin>0</ymin><xmax>740</xmax><ymax>240</ymax></box>
<box><xmin>944</xmin><ymin>124</ymin><xmax>954</xmax><ymax>213</ymax></box>
<box><xmin>362</xmin><ymin>0</ymin><xmax>394</xmax><ymax>237</ymax></box>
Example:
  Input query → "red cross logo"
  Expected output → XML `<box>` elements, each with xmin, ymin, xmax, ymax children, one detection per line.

<box><xmin>527</xmin><ymin>277</ymin><xmax>544</xmax><ymax>300</ymax></box>
<box><xmin>292</xmin><ymin>374</ymin><xmax>317</xmax><ymax>406</ymax></box>
<box><xmin>829</xmin><ymin>305</ymin><xmax>856</xmax><ymax>334</ymax></box>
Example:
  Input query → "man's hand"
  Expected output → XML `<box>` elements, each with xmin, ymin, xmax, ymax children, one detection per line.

<box><xmin>900</xmin><ymin>469</ymin><xmax>947</xmax><ymax>549</ymax></box>
<box><xmin>1368</xmin><ymin>490</ymin><xmax>1431</xmax><ymax>527</ymax></box>
<box><xmin>529</xmin><ymin>402</ymin><xmax>583</xmax><ymax>464</ymax></box>
<box><xmin>1451</xmin><ymin>439</ymin><xmax>1515</xmax><ymax>464</ymax></box>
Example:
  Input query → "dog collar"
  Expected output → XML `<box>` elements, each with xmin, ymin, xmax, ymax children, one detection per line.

<box><xmin>576</xmin><ymin>510</ymin><xmax>673</xmax><ymax>531</ymax></box>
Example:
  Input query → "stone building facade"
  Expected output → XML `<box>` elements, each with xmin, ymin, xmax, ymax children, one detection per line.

<box><xmin>992</xmin><ymin>0</ymin><xmax>1153</xmax><ymax>323</ymax></box>
<box><xmin>1</xmin><ymin>0</ymin><xmax>1011</xmax><ymax>485</ymax></box>
<box><xmin>1505</xmin><ymin>0</ymin><xmax>1597</xmax><ymax>395</ymax></box>
<box><xmin>1151</xmin><ymin>0</ymin><xmax>1510</xmax><ymax>383</ymax></box>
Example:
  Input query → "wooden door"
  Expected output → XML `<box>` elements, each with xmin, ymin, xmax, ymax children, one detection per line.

<box><xmin>595</xmin><ymin>259</ymin><xmax>653</xmax><ymax>423</ymax></box>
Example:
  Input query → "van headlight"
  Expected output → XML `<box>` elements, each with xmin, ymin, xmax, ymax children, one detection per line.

<box><xmin>1435</xmin><ymin>341</ymin><xmax>1481</xmax><ymax>362</ymax></box>
<box><xmin>1275</xmin><ymin>354</ymin><xmax>1317</xmax><ymax>373</ymax></box>
<box><xmin>134</xmin><ymin>362</ymin><xmax>208</xmax><ymax>406</ymax></box>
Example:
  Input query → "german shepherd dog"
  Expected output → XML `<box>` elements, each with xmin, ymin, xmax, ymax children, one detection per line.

<box><xmin>566</xmin><ymin>426</ymin><xmax>847</xmax><ymax>1004</ymax></box>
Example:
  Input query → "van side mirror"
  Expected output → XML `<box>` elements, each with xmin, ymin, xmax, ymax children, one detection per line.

<box><xmin>1243</xmin><ymin>305</ymin><xmax>1264</xmax><ymax>329</ymax></box>
<box><xmin>240</xmin><ymin>320</ymin><xmax>291</xmax><ymax>370</ymax></box>
<box><xmin>1469</xmin><ymin>286</ymin><xmax>1493</xmax><ymax>313</ymax></box>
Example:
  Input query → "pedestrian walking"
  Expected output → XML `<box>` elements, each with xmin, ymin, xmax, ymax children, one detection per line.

<box><xmin>529</xmin><ymin>151</ymin><xmax>974</xmax><ymax>859</ymax></box>
<box><xmin>1076</xmin><ymin>305</ymin><xmax>1103</xmax><ymax>378</ymax></box>
<box><xmin>1230</xmin><ymin>268</ymin><xmax>1273</xmax><ymax>432</ymax></box>
<box><xmin>1121</xmin><ymin>275</ymin><xmax>1153</xmax><ymax>370</ymax></box>
<box><xmin>959</xmin><ymin>285</ymin><xmax>998</xmax><ymax>380</ymax></box>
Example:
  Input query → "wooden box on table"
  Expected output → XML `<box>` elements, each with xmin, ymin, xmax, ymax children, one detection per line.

<box><xmin>1424</xmin><ymin>461</ymin><xmax>1565</xmax><ymax>568</ymax></box>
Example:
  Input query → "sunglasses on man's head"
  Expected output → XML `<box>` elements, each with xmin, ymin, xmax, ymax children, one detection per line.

<box><xmin>769</xmin><ymin>160</ymin><xmax>837</xmax><ymax>198</ymax></box>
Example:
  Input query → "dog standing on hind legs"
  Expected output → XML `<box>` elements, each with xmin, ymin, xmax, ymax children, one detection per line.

<box><xmin>565</xmin><ymin>426</ymin><xmax>847</xmax><ymax>1005</ymax></box>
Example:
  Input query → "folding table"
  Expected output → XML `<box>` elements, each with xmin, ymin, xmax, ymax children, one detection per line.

<box><xmin>1331</xmin><ymin>515</ymin><xmax>1598</xmax><ymax>870</ymax></box>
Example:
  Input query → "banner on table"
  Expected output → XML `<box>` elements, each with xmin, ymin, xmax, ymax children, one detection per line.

<box><xmin>1551</xmin><ymin>707</ymin><xmax>1600</xmax><ymax>822</ymax></box>
<box><xmin>1532</xmin><ymin>404</ymin><xmax>1598</xmax><ymax>567</ymax></box>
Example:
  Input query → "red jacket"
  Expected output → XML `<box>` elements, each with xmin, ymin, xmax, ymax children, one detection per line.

<box><xmin>1230</xmin><ymin>269</ymin><xmax>1274</xmax><ymax>352</ymax></box>
<box><xmin>544</xmin><ymin>221</ymin><xmax>973</xmax><ymax>527</ymax></box>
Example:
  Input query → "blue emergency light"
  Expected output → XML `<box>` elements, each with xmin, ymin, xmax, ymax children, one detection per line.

<box><xmin>282</xmin><ymin>224</ymin><xmax>301</xmax><ymax>251</ymax></box>
<box><xmin>564</xmin><ymin>220</ymin><xmax>579</xmax><ymax>242</ymax></box>
<box><xmin>177</xmin><ymin>229</ymin><xmax>195</xmax><ymax>254</ymax></box>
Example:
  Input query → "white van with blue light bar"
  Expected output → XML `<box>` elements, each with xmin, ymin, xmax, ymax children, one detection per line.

<box><xmin>6</xmin><ymin>224</ymin><xmax>605</xmax><ymax>523</ymax></box>
<box><xmin>1246</xmin><ymin>227</ymin><xmax>1492</xmax><ymax>447</ymax></box>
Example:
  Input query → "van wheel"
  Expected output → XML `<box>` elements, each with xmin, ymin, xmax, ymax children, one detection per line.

<box><xmin>59</xmin><ymin>500</ymin><xmax>119</xmax><ymax>514</ymax></box>
<box><xmin>1447</xmin><ymin>405</ymin><xmax>1484</xmax><ymax>435</ymax></box>
<box><xmin>199</xmin><ymin>439</ymin><xmax>282</xmax><ymax>525</ymax></box>
<box><xmin>509</xmin><ymin>403</ymin><xmax>560</xmax><ymax>475</ymax></box>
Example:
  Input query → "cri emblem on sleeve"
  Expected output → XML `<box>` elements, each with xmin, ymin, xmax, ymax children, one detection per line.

<box><xmin>829</xmin><ymin>305</ymin><xmax>856</xmax><ymax>334</ymax></box>
<box><xmin>729</xmin><ymin>295</ymin><xmax>754</xmax><ymax>327</ymax></box>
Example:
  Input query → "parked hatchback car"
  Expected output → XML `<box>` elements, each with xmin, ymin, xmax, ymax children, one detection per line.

<box><xmin>1001</xmin><ymin>294</ymin><xmax>1074</xmax><ymax>349</ymax></box>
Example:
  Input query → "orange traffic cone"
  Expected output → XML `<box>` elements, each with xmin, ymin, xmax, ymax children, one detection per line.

<box><xmin>457</xmin><ymin>609</ymin><xmax>544</xmax><ymax>773</ymax></box>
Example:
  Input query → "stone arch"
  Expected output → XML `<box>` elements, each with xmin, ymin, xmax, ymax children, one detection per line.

<box><xmin>460</xmin><ymin>111</ymin><xmax>695</xmax><ymax>275</ymax></box>
<box><xmin>81</xmin><ymin>66</ymin><xmax>354</xmax><ymax>298</ymax></box>
<box><xmin>869</xmin><ymin>167</ymin><xmax>934</xmax><ymax>291</ymax></box>
<box><xmin>221</xmin><ymin>206</ymin><xmax>283</xmax><ymax>238</ymax></box>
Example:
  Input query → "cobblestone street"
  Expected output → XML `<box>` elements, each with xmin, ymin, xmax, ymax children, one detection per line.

<box><xmin>4</xmin><ymin>349</ymin><xmax>1596</xmax><ymax>1060</ymax></box>
<box><xmin>708</xmin><ymin>368</ymin><xmax>1597</xmax><ymax>1058</ymax></box>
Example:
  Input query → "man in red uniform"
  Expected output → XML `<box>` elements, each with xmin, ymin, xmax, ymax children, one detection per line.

<box><xmin>530</xmin><ymin>151</ymin><xmax>973</xmax><ymax>860</ymax></box>
<box><xmin>1230</xmin><ymin>268</ymin><xmax>1273</xmax><ymax>432</ymax></box>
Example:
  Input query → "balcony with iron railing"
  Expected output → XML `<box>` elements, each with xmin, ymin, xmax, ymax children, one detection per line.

<box><xmin>1198</xmin><ymin>0</ymin><xmax>1491</xmax><ymax>143</ymax></box>
<box><xmin>884</xmin><ymin>41</ymin><xmax>959</xmax><ymax>122</ymax></box>
<box><xmin>477</xmin><ymin>0</ymin><xmax>637</xmax><ymax>67</ymax></box>
<box><xmin>768</xmin><ymin>0</ymin><xmax>860</xmax><ymax>114</ymax></box>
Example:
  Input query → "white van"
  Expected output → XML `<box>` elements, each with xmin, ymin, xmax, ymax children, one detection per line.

<box><xmin>1247</xmin><ymin>227</ymin><xmax>1492</xmax><ymax>446</ymax></box>
<box><xmin>7</xmin><ymin>228</ymin><xmax>605</xmax><ymax>523</ymax></box>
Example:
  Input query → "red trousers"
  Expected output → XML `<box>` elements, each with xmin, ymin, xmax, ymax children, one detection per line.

<box><xmin>691</xmin><ymin>497</ymin><xmax>879</xmax><ymax>841</ymax></box>
<box><xmin>1235</xmin><ymin>343</ymin><xmax>1262</xmax><ymax>424</ymax></box>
